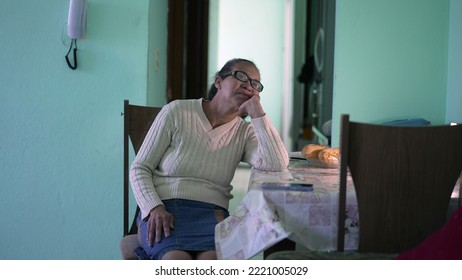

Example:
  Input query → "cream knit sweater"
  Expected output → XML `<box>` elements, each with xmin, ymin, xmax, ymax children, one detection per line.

<box><xmin>130</xmin><ymin>99</ymin><xmax>289</xmax><ymax>219</ymax></box>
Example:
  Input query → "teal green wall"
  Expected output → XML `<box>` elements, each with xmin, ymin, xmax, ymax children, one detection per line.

<box><xmin>147</xmin><ymin>0</ymin><xmax>168</xmax><ymax>107</ymax></box>
<box><xmin>332</xmin><ymin>0</ymin><xmax>450</xmax><ymax>146</ymax></box>
<box><xmin>0</xmin><ymin>0</ymin><xmax>167</xmax><ymax>259</ymax></box>
<box><xmin>446</xmin><ymin>0</ymin><xmax>462</xmax><ymax>123</ymax></box>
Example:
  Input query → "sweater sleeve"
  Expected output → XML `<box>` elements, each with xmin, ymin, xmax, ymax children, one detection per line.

<box><xmin>129</xmin><ymin>106</ymin><xmax>172</xmax><ymax>219</ymax></box>
<box><xmin>242</xmin><ymin>115</ymin><xmax>289</xmax><ymax>171</ymax></box>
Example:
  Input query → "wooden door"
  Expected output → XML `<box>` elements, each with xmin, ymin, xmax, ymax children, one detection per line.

<box><xmin>167</xmin><ymin>0</ymin><xmax>209</xmax><ymax>102</ymax></box>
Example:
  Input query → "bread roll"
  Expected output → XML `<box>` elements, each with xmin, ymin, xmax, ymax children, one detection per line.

<box><xmin>302</xmin><ymin>144</ymin><xmax>329</xmax><ymax>158</ymax></box>
<box><xmin>318</xmin><ymin>147</ymin><xmax>340</xmax><ymax>163</ymax></box>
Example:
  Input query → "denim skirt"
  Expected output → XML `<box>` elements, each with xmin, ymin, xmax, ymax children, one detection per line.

<box><xmin>136</xmin><ymin>199</ymin><xmax>229</xmax><ymax>260</ymax></box>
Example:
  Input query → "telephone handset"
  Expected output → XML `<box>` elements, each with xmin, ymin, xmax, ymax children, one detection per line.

<box><xmin>66</xmin><ymin>0</ymin><xmax>87</xmax><ymax>70</ymax></box>
<box><xmin>68</xmin><ymin>0</ymin><xmax>87</xmax><ymax>39</ymax></box>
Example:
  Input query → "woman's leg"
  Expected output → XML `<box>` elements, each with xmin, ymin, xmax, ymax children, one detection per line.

<box><xmin>196</xmin><ymin>250</ymin><xmax>217</xmax><ymax>260</ymax></box>
<box><xmin>162</xmin><ymin>250</ymin><xmax>194</xmax><ymax>260</ymax></box>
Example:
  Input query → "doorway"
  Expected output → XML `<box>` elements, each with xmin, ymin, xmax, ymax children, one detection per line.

<box><xmin>165</xmin><ymin>0</ymin><xmax>335</xmax><ymax>151</ymax></box>
<box><xmin>293</xmin><ymin>0</ymin><xmax>336</xmax><ymax>149</ymax></box>
<box><xmin>166</xmin><ymin>0</ymin><xmax>210</xmax><ymax>102</ymax></box>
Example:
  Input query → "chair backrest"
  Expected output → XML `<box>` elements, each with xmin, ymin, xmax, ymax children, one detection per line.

<box><xmin>337</xmin><ymin>114</ymin><xmax>462</xmax><ymax>254</ymax></box>
<box><xmin>123</xmin><ymin>100</ymin><xmax>162</xmax><ymax>236</ymax></box>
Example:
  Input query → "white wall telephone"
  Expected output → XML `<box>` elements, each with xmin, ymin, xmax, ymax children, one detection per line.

<box><xmin>65</xmin><ymin>0</ymin><xmax>87</xmax><ymax>70</ymax></box>
<box><xmin>67</xmin><ymin>0</ymin><xmax>87</xmax><ymax>39</ymax></box>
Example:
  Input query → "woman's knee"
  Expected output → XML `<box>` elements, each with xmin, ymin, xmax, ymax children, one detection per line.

<box><xmin>162</xmin><ymin>250</ymin><xmax>193</xmax><ymax>260</ymax></box>
<box><xmin>196</xmin><ymin>251</ymin><xmax>217</xmax><ymax>260</ymax></box>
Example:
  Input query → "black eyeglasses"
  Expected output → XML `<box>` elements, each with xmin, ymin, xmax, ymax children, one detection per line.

<box><xmin>223</xmin><ymin>71</ymin><xmax>264</xmax><ymax>92</ymax></box>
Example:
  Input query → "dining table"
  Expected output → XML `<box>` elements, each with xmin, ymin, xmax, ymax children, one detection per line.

<box><xmin>214</xmin><ymin>157</ymin><xmax>461</xmax><ymax>260</ymax></box>
<box><xmin>214</xmin><ymin>157</ymin><xmax>358</xmax><ymax>260</ymax></box>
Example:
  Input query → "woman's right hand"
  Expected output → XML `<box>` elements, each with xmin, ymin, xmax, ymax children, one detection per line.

<box><xmin>238</xmin><ymin>93</ymin><xmax>265</xmax><ymax>119</ymax></box>
<box><xmin>147</xmin><ymin>205</ymin><xmax>175</xmax><ymax>246</ymax></box>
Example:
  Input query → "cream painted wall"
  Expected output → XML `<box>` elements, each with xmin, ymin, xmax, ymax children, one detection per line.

<box><xmin>209</xmin><ymin>0</ymin><xmax>286</xmax><ymax>134</ymax></box>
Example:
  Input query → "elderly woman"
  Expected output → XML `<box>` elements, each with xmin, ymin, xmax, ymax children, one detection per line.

<box><xmin>130</xmin><ymin>58</ymin><xmax>289</xmax><ymax>260</ymax></box>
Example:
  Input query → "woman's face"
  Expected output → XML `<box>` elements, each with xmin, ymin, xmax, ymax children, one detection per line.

<box><xmin>215</xmin><ymin>62</ymin><xmax>261</xmax><ymax>106</ymax></box>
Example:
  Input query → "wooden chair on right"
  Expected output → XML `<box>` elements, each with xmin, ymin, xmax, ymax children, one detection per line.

<box><xmin>267</xmin><ymin>114</ymin><xmax>462</xmax><ymax>259</ymax></box>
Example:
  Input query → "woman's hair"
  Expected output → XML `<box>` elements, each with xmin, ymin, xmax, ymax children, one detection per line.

<box><xmin>207</xmin><ymin>58</ymin><xmax>259</xmax><ymax>100</ymax></box>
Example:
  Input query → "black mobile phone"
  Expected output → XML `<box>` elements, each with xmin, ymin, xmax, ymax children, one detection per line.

<box><xmin>261</xmin><ymin>183</ymin><xmax>314</xmax><ymax>192</ymax></box>
<box><xmin>286</xmin><ymin>183</ymin><xmax>313</xmax><ymax>188</ymax></box>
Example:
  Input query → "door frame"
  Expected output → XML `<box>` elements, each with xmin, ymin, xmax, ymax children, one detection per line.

<box><xmin>167</xmin><ymin>0</ymin><xmax>209</xmax><ymax>102</ymax></box>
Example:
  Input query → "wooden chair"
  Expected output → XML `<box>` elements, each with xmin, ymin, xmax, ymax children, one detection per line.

<box><xmin>120</xmin><ymin>100</ymin><xmax>162</xmax><ymax>260</ymax></box>
<box><xmin>267</xmin><ymin>114</ymin><xmax>462</xmax><ymax>259</ymax></box>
